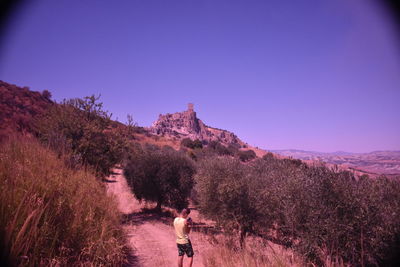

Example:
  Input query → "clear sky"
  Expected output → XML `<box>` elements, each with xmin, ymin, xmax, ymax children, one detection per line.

<box><xmin>1</xmin><ymin>0</ymin><xmax>399</xmax><ymax>153</ymax></box>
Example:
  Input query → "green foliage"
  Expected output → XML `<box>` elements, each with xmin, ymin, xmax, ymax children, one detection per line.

<box><xmin>181</xmin><ymin>138</ymin><xmax>203</xmax><ymax>149</ymax></box>
<box><xmin>195</xmin><ymin>154</ymin><xmax>400</xmax><ymax>265</ymax></box>
<box><xmin>296</xmin><ymin>167</ymin><xmax>400</xmax><ymax>266</ymax></box>
<box><xmin>195</xmin><ymin>157</ymin><xmax>262</xmax><ymax>247</ymax></box>
<box><xmin>124</xmin><ymin>144</ymin><xmax>195</xmax><ymax>211</ymax></box>
<box><xmin>255</xmin><ymin>157</ymin><xmax>400</xmax><ymax>266</ymax></box>
<box><xmin>207</xmin><ymin>141</ymin><xmax>233</xmax><ymax>156</ymax></box>
<box><xmin>238</xmin><ymin>149</ymin><xmax>257</xmax><ymax>162</ymax></box>
<box><xmin>262</xmin><ymin>152</ymin><xmax>274</xmax><ymax>161</ymax></box>
<box><xmin>226</xmin><ymin>143</ymin><xmax>240</xmax><ymax>155</ymax></box>
<box><xmin>0</xmin><ymin>137</ymin><xmax>126</xmax><ymax>266</ymax></box>
<box><xmin>41</xmin><ymin>90</ymin><xmax>52</xmax><ymax>100</ymax></box>
<box><xmin>34</xmin><ymin>95</ymin><xmax>127</xmax><ymax>177</ymax></box>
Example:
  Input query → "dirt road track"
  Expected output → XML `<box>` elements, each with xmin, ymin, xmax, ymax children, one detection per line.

<box><xmin>106</xmin><ymin>168</ymin><xmax>206</xmax><ymax>267</ymax></box>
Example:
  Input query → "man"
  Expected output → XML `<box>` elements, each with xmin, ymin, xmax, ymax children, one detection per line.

<box><xmin>173</xmin><ymin>208</ymin><xmax>194</xmax><ymax>267</ymax></box>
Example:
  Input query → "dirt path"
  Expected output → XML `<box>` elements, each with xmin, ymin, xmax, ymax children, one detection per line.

<box><xmin>106</xmin><ymin>168</ymin><xmax>208</xmax><ymax>267</ymax></box>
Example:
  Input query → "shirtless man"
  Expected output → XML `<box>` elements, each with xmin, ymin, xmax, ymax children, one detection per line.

<box><xmin>173</xmin><ymin>208</ymin><xmax>194</xmax><ymax>267</ymax></box>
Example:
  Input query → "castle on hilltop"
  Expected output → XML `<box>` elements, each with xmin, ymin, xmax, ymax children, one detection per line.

<box><xmin>150</xmin><ymin>103</ymin><xmax>244</xmax><ymax>146</ymax></box>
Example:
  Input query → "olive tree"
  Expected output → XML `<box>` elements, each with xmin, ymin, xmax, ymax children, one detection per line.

<box><xmin>195</xmin><ymin>156</ymin><xmax>262</xmax><ymax>247</ymax></box>
<box><xmin>124</xmin><ymin>145</ymin><xmax>195</xmax><ymax>212</ymax></box>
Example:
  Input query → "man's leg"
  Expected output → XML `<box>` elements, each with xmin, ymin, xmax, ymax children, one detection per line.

<box><xmin>186</xmin><ymin>241</ymin><xmax>194</xmax><ymax>267</ymax></box>
<box><xmin>188</xmin><ymin>256</ymin><xmax>193</xmax><ymax>267</ymax></box>
<box><xmin>178</xmin><ymin>255</ymin><xmax>184</xmax><ymax>267</ymax></box>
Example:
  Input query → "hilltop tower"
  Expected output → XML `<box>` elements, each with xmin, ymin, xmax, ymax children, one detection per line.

<box><xmin>188</xmin><ymin>103</ymin><xmax>194</xmax><ymax>112</ymax></box>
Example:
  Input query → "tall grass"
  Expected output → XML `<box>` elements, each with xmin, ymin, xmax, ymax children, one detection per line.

<box><xmin>0</xmin><ymin>137</ymin><xmax>126</xmax><ymax>266</ymax></box>
<box><xmin>201</xmin><ymin>235</ymin><xmax>304</xmax><ymax>267</ymax></box>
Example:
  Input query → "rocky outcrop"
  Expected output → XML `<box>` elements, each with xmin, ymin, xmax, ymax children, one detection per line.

<box><xmin>150</xmin><ymin>104</ymin><xmax>244</xmax><ymax>146</ymax></box>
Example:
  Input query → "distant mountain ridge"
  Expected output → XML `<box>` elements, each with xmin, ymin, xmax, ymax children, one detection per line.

<box><xmin>272</xmin><ymin>149</ymin><xmax>400</xmax><ymax>176</ymax></box>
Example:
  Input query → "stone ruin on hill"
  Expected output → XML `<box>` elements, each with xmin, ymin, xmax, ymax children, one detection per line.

<box><xmin>150</xmin><ymin>103</ymin><xmax>244</xmax><ymax>146</ymax></box>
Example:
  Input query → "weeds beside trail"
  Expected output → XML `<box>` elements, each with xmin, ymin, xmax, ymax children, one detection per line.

<box><xmin>0</xmin><ymin>137</ymin><xmax>126</xmax><ymax>266</ymax></box>
<box><xmin>201</xmin><ymin>238</ymin><xmax>303</xmax><ymax>267</ymax></box>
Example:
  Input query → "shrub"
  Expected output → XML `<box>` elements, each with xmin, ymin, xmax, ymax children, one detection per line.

<box><xmin>238</xmin><ymin>149</ymin><xmax>257</xmax><ymax>162</ymax></box>
<box><xmin>262</xmin><ymin>152</ymin><xmax>274</xmax><ymax>161</ymax></box>
<box><xmin>34</xmin><ymin>95</ymin><xmax>127</xmax><ymax>177</ymax></box>
<box><xmin>124</xmin><ymin>145</ymin><xmax>195</xmax><ymax>211</ymax></box>
<box><xmin>226</xmin><ymin>144</ymin><xmax>240</xmax><ymax>155</ymax></box>
<box><xmin>207</xmin><ymin>141</ymin><xmax>233</xmax><ymax>156</ymax></box>
<box><xmin>181</xmin><ymin>138</ymin><xmax>203</xmax><ymax>149</ymax></box>
<box><xmin>0</xmin><ymin>137</ymin><xmax>126</xmax><ymax>266</ymax></box>
<box><xmin>192</xmin><ymin>139</ymin><xmax>203</xmax><ymax>149</ymax></box>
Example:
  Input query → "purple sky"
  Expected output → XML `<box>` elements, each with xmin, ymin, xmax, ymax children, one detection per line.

<box><xmin>1</xmin><ymin>0</ymin><xmax>399</xmax><ymax>153</ymax></box>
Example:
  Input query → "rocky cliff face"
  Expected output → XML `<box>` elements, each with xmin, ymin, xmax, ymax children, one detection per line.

<box><xmin>150</xmin><ymin>104</ymin><xmax>244</xmax><ymax>146</ymax></box>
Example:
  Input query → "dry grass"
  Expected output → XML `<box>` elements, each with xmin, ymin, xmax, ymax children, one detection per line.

<box><xmin>199</xmin><ymin>234</ymin><xmax>304</xmax><ymax>267</ymax></box>
<box><xmin>0</xmin><ymin>137</ymin><xmax>126</xmax><ymax>266</ymax></box>
<box><xmin>193</xmin><ymin>232</ymin><xmax>349</xmax><ymax>267</ymax></box>
<box><xmin>134</xmin><ymin>132</ymin><xmax>181</xmax><ymax>150</ymax></box>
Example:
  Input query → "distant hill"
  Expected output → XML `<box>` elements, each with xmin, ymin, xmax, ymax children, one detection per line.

<box><xmin>272</xmin><ymin>149</ymin><xmax>400</xmax><ymax>176</ymax></box>
<box><xmin>149</xmin><ymin>103</ymin><xmax>245</xmax><ymax>145</ymax></box>
<box><xmin>148</xmin><ymin>103</ymin><xmax>267</xmax><ymax>157</ymax></box>
<box><xmin>0</xmin><ymin>80</ymin><xmax>53</xmax><ymax>139</ymax></box>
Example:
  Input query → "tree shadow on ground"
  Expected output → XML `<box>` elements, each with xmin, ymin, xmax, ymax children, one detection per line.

<box><xmin>121</xmin><ymin>206</ymin><xmax>222</xmax><ymax>238</ymax></box>
<box><xmin>121</xmin><ymin>208</ymin><xmax>175</xmax><ymax>226</ymax></box>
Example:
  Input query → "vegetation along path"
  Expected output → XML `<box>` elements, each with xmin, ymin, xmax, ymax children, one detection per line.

<box><xmin>106</xmin><ymin>168</ymin><xmax>207</xmax><ymax>267</ymax></box>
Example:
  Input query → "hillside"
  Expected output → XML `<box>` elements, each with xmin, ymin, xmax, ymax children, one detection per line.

<box><xmin>149</xmin><ymin>103</ymin><xmax>268</xmax><ymax>157</ymax></box>
<box><xmin>0</xmin><ymin>80</ymin><xmax>180</xmax><ymax>152</ymax></box>
<box><xmin>0</xmin><ymin>80</ymin><xmax>52</xmax><ymax>138</ymax></box>
<box><xmin>1</xmin><ymin>80</ymin><xmax>397</xmax><ymax>176</ymax></box>
<box><xmin>149</xmin><ymin>104</ymin><xmax>245</xmax><ymax>146</ymax></box>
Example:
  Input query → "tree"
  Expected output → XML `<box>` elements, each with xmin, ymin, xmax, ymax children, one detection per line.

<box><xmin>124</xmin><ymin>145</ymin><xmax>195</xmax><ymax>212</ymax></box>
<box><xmin>41</xmin><ymin>90</ymin><xmax>52</xmax><ymax>100</ymax></box>
<box><xmin>195</xmin><ymin>156</ymin><xmax>261</xmax><ymax>247</ymax></box>
<box><xmin>34</xmin><ymin>95</ymin><xmax>126</xmax><ymax>177</ymax></box>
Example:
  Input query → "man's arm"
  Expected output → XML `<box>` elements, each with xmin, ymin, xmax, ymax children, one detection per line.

<box><xmin>185</xmin><ymin>218</ymin><xmax>192</xmax><ymax>233</ymax></box>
